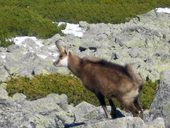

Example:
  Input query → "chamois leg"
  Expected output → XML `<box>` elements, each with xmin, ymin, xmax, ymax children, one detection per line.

<box><xmin>96</xmin><ymin>93</ymin><xmax>110</xmax><ymax>118</ymax></box>
<box><xmin>127</xmin><ymin>103</ymin><xmax>140</xmax><ymax>117</ymax></box>
<box><xmin>134</xmin><ymin>97</ymin><xmax>143</xmax><ymax>118</ymax></box>
<box><xmin>108</xmin><ymin>98</ymin><xmax>117</xmax><ymax>119</ymax></box>
<box><xmin>121</xmin><ymin>99</ymin><xmax>139</xmax><ymax>117</ymax></box>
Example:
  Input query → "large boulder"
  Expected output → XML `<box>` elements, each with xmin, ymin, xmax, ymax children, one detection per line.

<box><xmin>149</xmin><ymin>71</ymin><xmax>170</xmax><ymax>128</ymax></box>
<box><xmin>80</xmin><ymin>117</ymin><xmax>165</xmax><ymax>128</ymax></box>
<box><xmin>0</xmin><ymin>89</ymin><xmax>74</xmax><ymax>128</ymax></box>
<box><xmin>0</xmin><ymin>81</ymin><xmax>166</xmax><ymax>128</ymax></box>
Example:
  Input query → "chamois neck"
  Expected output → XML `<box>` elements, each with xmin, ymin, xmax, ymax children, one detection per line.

<box><xmin>68</xmin><ymin>52</ymin><xmax>82</xmax><ymax>77</ymax></box>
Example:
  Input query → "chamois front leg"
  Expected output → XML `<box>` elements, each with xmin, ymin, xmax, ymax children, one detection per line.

<box><xmin>96</xmin><ymin>93</ymin><xmax>111</xmax><ymax>119</ymax></box>
<box><xmin>108</xmin><ymin>98</ymin><xmax>117</xmax><ymax>119</ymax></box>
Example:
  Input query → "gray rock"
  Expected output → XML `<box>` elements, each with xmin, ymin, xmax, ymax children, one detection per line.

<box><xmin>82</xmin><ymin>117</ymin><xmax>145</xmax><ymax>128</ymax></box>
<box><xmin>128</xmin><ymin>48</ymin><xmax>140</xmax><ymax>58</ymax></box>
<box><xmin>12</xmin><ymin>93</ymin><xmax>26</xmax><ymax>102</ymax></box>
<box><xmin>0</xmin><ymin>83</ymin><xmax>7</xmax><ymax>89</ymax></box>
<box><xmin>161</xmin><ymin>54</ymin><xmax>170</xmax><ymax>63</ymax></box>
<box><xmin>149</xmin><ymin>71</ymin><xmax>170</xmax><ymax>128</ymax></box>
<box><xmin>79</xmin><ymin>117</ymin><xmax>165</xmax><ymax>128</ymax></box>
<box><xmin>145</xmin><ymin>117</ymin><xmax>165</xmax><ymax>128</ymax></box>
<box><xmin>0</xmin><ymin>66</ymin><xmax>10</xmax><ymax>82</ymax></box>
<box><xmin>47</xmin><ymin>93</ymin><xmax>68</xmax><ymax>111</ymax></box>
<box><xmin>0</xmin><ymin>83</ymin><xmax>8</xmax><ymax>99</ymax></box>
<box><xmin>6</xmin><ymin>44</ymin><xmax>20</xmax><ymax>52</ymax></box>
<box><xmin>74</xmin><ymin>101</ymin><xmax>96</xmax><ymax>116</ymax></box>
<box><xmin>1</xmin><ymin>9</ymin><xmax>170</xmax><ymax>81</ymax></box>
<box><xmin>0</xmin><ymin>93</ymin><xmax>74</xmax><ymax>128</ymax></box>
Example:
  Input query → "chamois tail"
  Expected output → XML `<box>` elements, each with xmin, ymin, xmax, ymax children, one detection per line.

<box><xmin>125</xmin><ymin>64</ymin><xmax>143</xmax><ymax>87</ymax></box>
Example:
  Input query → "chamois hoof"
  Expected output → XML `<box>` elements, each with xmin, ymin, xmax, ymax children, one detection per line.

<box><xmin>110</xmin><ymin>112</ymin><xmax>117</xmax><ymax>119</ymax></box>
<box><xmin>138</xmin><ymin>110</ymin><xmax>144</xmax><ymax>119</ymax></box>
<box><xmin>107</xmin><ymin>114</ymin><xmax>112</xmax><ymax>119</ymax></box>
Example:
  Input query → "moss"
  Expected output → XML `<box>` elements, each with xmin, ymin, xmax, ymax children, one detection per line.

<box><xmin>6</xmin><ymin>73</ymin><xmax>157</xmax><ymax>109</ymax></box>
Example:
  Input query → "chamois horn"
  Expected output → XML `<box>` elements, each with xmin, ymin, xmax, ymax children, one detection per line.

<box><xmin>55</xmin><ymin>39</ymin><xmax>65</xmax><ymax>53</ymax></box>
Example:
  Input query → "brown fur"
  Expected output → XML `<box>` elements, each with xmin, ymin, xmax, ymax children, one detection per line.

<box><xmin>54</xmin><ymin>41</ymin><xmax>143</xmax><ymax>119</ymax></box>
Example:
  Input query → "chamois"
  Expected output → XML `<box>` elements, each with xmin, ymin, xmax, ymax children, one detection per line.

<box><xmin>53</xmin><ymin>40</ymin><xmax>143</xmax><ymax>119</ymax></box>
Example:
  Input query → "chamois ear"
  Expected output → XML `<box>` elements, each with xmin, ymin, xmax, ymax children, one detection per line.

<box><xmin>55</xmin><ymin>40</ymin><xmax>65</xmax><ymax>53</ymax></box>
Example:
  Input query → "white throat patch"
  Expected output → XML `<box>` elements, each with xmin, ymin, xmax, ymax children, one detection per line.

<box><xmin>59</xmin><ymin>56</ymin><xmax>68</xmax><ymax>67</ymax></box>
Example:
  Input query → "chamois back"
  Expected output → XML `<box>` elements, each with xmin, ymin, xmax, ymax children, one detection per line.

<box><xmin>82</xmin><ymin>57</ymin><xmax>130</xmax><ymax>77</ymax></box>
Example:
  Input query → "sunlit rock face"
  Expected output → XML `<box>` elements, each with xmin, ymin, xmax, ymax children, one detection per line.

<box><xmin>150</xmin><ymin>71</ymin><xmax>170</xmax><ymax>128</ymax></box>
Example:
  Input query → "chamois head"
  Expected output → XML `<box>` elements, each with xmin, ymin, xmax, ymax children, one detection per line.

<box><xmin>53</xmin><ymin>40</ymin><xmax>69</xmax><ymax>67</ymax></box>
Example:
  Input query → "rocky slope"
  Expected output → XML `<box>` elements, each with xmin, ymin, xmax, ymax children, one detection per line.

<box><xmin>0</xmin><ymin>9</ymin><xmax>170</xmax><ymax>128</ymax></box>
<box><xmin>1</xmin><ymin>70</ymin><xmax>170</xmax><ymax>128</ymax></box>
<box><xmin>0</xmin><ymin>9</ymin><xmax>170</xmax><ymax>81</ymax></box>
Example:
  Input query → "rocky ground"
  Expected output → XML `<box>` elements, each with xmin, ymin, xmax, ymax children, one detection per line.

<box><xmin>0</xmin><ymin>70</ymin><xmax>169</xmax><ymax>128</ymax></box>
<box><xmin>0</xmin><ymin>9</ymin><xmax>170</xmax><ymax>128</ymax></box>
<box><xmin>0</xmin><ymin>9</ymin><xmax>170</xmax><ymax>82</ymax></box>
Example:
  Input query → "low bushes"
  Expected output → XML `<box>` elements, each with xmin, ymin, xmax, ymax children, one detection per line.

<box><xmin>6</xmin><ymin>73</ymin><xmax>157</xmax><ymax>109</ymax></box>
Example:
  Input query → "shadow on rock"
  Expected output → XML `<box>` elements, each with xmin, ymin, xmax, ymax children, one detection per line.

<box><xmin>65</xmin><ymin>122</ymin><xmax>85</xmax><ymax>128</ymax></box>
<box><xmin>64</xmin><ymin>109</ymin><xmax>125</xmax><ymax>128</ymax></box>
<box><xmin>111</xmin><ymin>109</ymin><xmax>125</xmax><ymax>119</ymax></box>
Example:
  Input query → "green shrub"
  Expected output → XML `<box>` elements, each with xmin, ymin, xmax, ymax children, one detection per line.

<box><xmin>140</xmin><ymin>80</ymin><xmax>158</xmax><ymax>109</ymax></box>
<box><xmin>6</xmin><ymin>74</ymin><xmax>99</xmax><ymax>105</ymax></box>
<box><xmin>6</xmin><ymin>73</ymin><xmax>157</xmax><ymax>109</ymax></box>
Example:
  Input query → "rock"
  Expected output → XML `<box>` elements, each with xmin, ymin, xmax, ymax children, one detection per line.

<box><xmin>0</xmin><ymin>83</ymin><xmax>167</xmax><ymax>128</ymax></box>
<box><xmin>0</xmin><ymin>92</ymin><xmax>75</xmax><ymax>128</ymax></box>
<box><xmin>72</xmin><ymin>101</ymin><xmax>97</xmax><ymax>122</ymax></box>
<box><xmin>149</xmin><ymin>71</ymin><xmax>170</xmax><ymax>128</ymax></box>
<box><xmin>0</xmin><ymin>83</ymin><xmax>7</xmax><ymax>89</ymax></box>
<box><xmin>74</xmin><ymin>101</ymin><xmax>96</xmax><ymax>116</ymax></box>
<box><xmin>79</xmin><ymin>21</ymin><xmax>90</xmax><ymax>30</ymax></box>
<box><xmin>0</xmin><ymin>9</ymin><xmax>170</xmax><ymax>81</ymax></box>
<box><xmin>161</xmin><ymin>54</ymin><xmax>170</xmax><ymax>63</ymax></box>
<box><xmin>47</xmin><ymin>93</ymin><xmax>68</xmax><ymax>111</ymax></box>
<box><xmin>6</xmin><ymin>44</ymin><xmax>20</xmax><ymax>52</ymax></box>
<box><xmin>0</xmin><ymin>66</ymin><xmax>10</xmax><ymax>82</ymax></box>
<box><xmin>145</xmin><ymin>117</ymin><xmax>165</xmax><ymax>128</ymax></box>
<box><xmin>128</xmin><ymin>48</ymin><xmax>140</xmax><ymax>58</ymax></box>
<box><xmin>12</xmin><ymin>93</ymin><xmax>26</xmax><ymax>102</ymax></box>
<box><xmin>78</xmin><ymin>117</ymin><xmax>165</xmax><ymax>128</ymax></box>
<box><xmin>82</xmin><ymin>117</ymin><xmax>145</xmax><ymax>128</ymax></box>
<box><xmin>0</xmin><ymin>83</ymin><xmax>8</xmax><ymax>99</ymax></box>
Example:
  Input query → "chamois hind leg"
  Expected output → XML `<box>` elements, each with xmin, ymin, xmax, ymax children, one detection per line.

<box><xmin>122</xmin><ymin>100</ymin><xmax>139</xmax><ymax>117</ymax></box>
<box><xmin>134</xmin><ymin>97</ymin><xmax>143</xmax><ymax>118</ymax></box>
<box><xmin>96</xmin><ymin>93</ymin><xmax>110</xmax><ymax>118</ymax></box>
<box><xmin>108</xmin><ymin>98</ymin><xmax>117</xmax><ymax>119</ymax></box>
<box><xmin>129</xmin><ymin>103</ymin><xmax>140</xmax><ymax>117</ymax></box>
